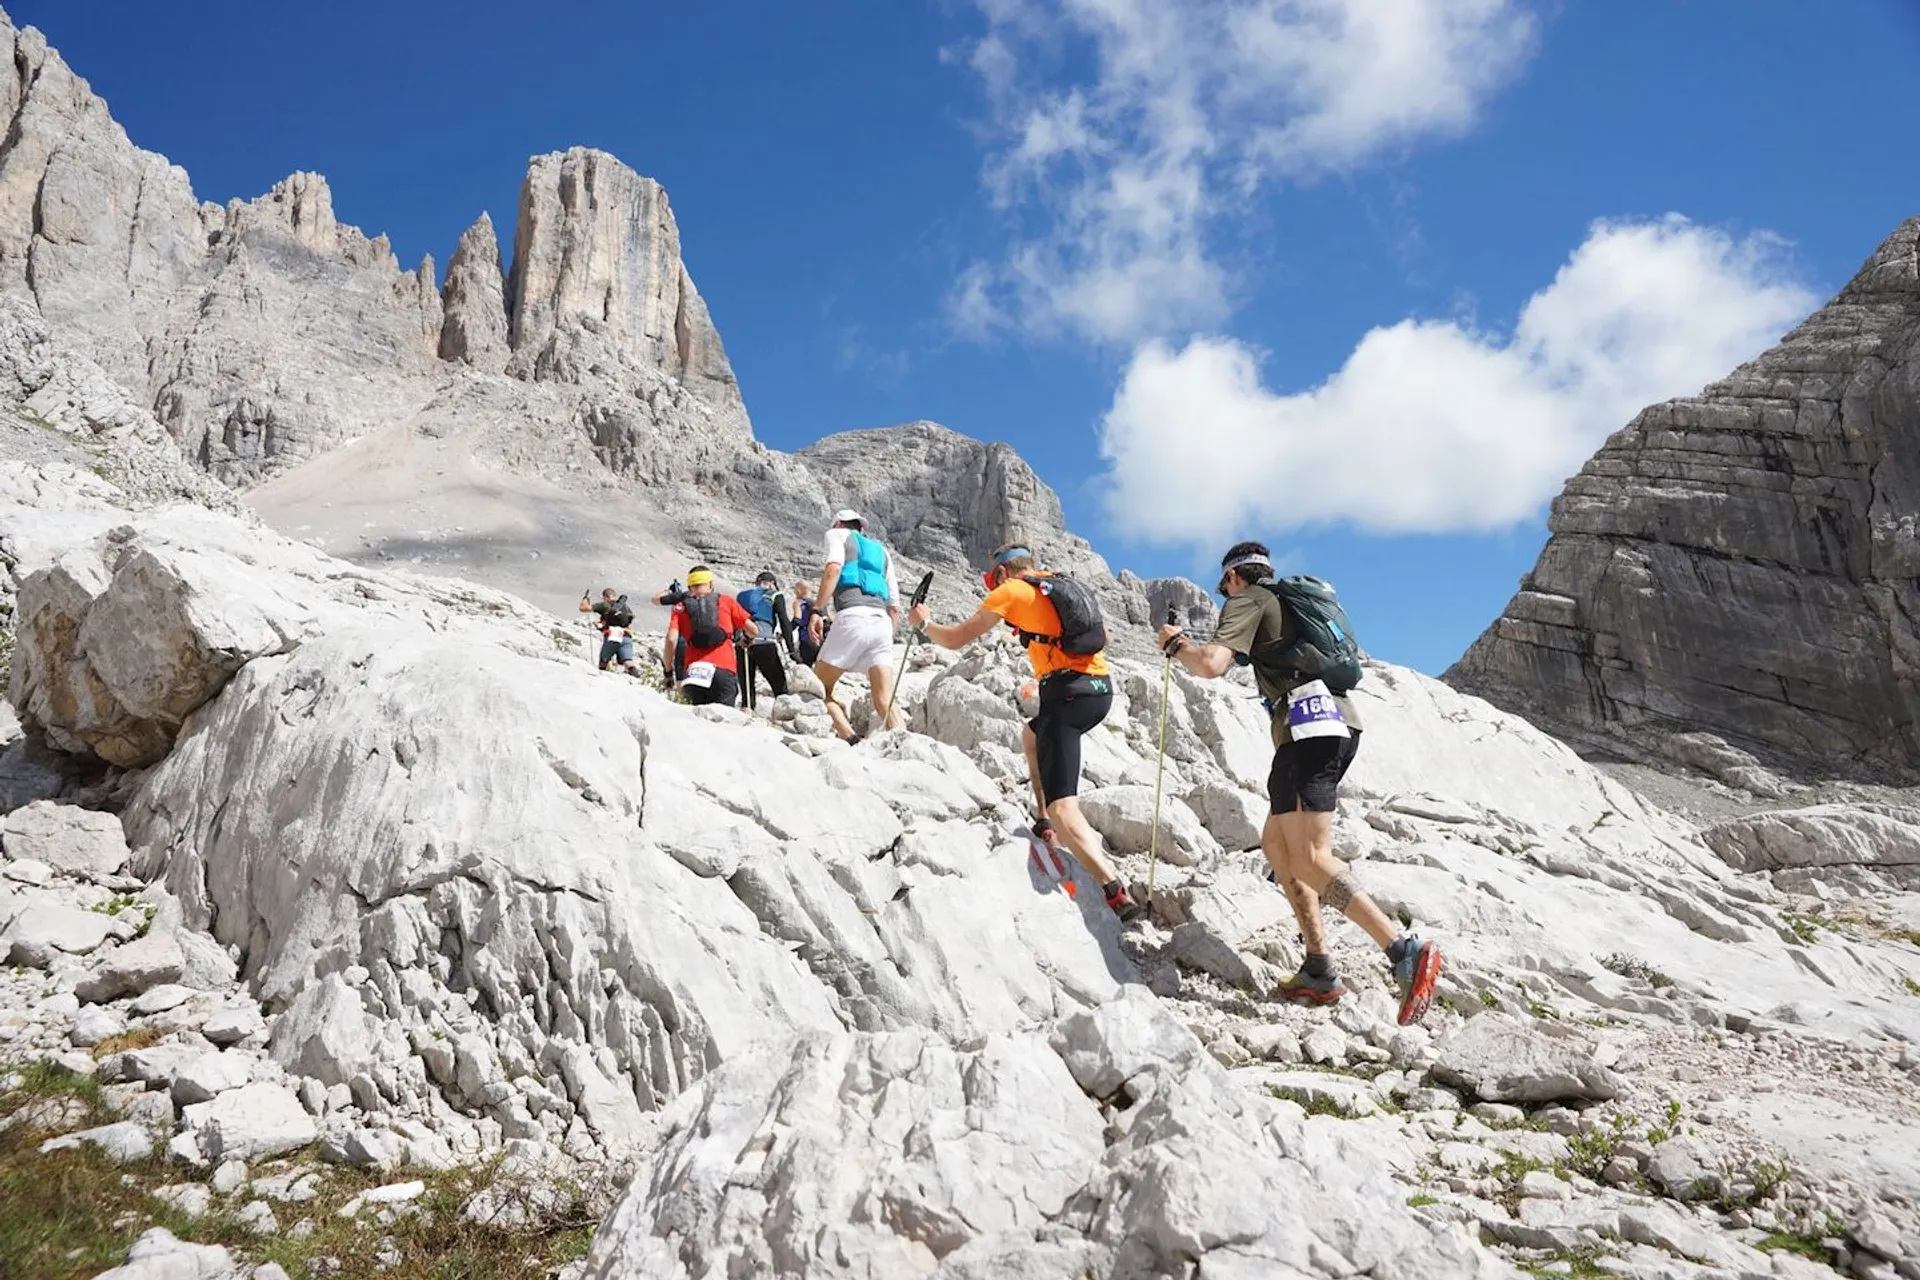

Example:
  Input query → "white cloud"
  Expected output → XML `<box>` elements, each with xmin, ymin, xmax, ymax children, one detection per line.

<box><xmin>1096</xmin><ymin>215</ymin><xmax>1821</xmax><ymax>543</ymax></box>
<box><xmin>954</xmin><ymin>0</ymin><xmax>1539</xmax><ymax>344</ymax></box>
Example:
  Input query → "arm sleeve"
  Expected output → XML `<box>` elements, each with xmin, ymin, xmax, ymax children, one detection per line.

<box><xmin>821</xmin><ymin>528</ymin><xmax>847</xmax><ymax>566</ymax></box>
<box><xmin>773</xmin><ymin>594</ymin><xmax>793</xmax><ymax>647</ymax></box>
<box><xmin>884</xmin><ymin>552</ymin><xmax>900</xmax><ymax>606</ymax></box>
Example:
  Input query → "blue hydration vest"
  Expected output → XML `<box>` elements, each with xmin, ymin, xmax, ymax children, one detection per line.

<box><xmin>834</xmin><ymin>531</ymin><xmax>892</xmax><ymax>610</ymax></box>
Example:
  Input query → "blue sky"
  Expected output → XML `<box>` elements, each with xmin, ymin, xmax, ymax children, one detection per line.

<box><xmin>21</xmin><ymin>1</ymin><xmax>1920</xmax><ymax>673</ymax></box>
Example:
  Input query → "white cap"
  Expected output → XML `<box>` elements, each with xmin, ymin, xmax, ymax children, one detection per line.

<box><xmin>833</xmin><ymin>508</ymin><xmax>863</xmax><ymax>524</ymax></box>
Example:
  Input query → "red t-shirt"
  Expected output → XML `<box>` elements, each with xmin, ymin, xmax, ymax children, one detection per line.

<box><xmin>670</xmin><ymin>593</ymin><xmax>752</xmax><ymax>672</ymax></box>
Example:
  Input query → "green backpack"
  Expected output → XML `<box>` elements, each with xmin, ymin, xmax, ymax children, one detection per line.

<box><xmin>1252</xmin><ymin>576</ymin><xmax>1363</xmax><ymax>695</ymax></box>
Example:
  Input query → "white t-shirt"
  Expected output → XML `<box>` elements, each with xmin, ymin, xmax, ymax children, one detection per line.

<box><xmin>822</xmin><ymin>527</ymin><xmax>898</xmax><ymax>613</ymax></box>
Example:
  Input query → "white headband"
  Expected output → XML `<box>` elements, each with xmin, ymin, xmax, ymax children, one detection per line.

<box><xmin>1221</xmin><ymin>554</ymin><xmax>1272</xmax><ymax>575</ymax></box>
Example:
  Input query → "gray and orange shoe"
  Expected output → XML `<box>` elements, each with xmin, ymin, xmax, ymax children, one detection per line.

<box><xmin>1274</xmin><ymin>968</ymin><xmax>1346</xmax><ymax>1006</ymax></box>
<box><xmin>1392</xmin><ymin>934</ymin><xmax>1444</xmax><ymax>1026</ymax></box>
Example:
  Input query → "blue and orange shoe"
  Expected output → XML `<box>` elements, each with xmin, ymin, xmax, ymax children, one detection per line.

<box><xmin>1392</xmin><ymin>934</ymin><xmax>1444</xmax><ymax>1026</ymax></box>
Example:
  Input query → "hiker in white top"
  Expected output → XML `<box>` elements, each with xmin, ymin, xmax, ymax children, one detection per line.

<box><xmin>808</xmin><ymin>509</ymin><xmax>904</xmax><ymax>741</ymax></box>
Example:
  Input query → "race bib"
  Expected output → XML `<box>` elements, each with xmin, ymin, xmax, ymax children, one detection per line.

<box><xmin>683</xmin><ymin>661</ymin><xmax>717</xmax><ymax>689</ymax></box>
<box><xmin>604</xmin><ymin>627</ymin><xmax>627</xmax><ymax>642</ymax></box>
<box><xmin>1286</xmin><ymin>679</ymin><xmax>1350</xmax><ymax>740</ymax></box>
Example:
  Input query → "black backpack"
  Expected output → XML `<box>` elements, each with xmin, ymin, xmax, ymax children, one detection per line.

<box><xmin>1016</xmin><ymin>574</ymin><xmax>1107</xmax><ymax>656</ymax></box>
<box><xmin>604</xmin><ymin>597</ymin><xmax>635</xmax><ymax>631</ymax></box>
<box><xmin>682</xmin><ymin>593</ymin><xmax>728</xmax><ymax>648</ymax></box>
<box><xmin>1251</xmin><ymin>576</ymin><xmax>1363</xmax><ymax>694</ymax></box>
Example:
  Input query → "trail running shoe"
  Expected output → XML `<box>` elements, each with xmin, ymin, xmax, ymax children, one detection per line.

<box><xmin>1273</xmin><ymin>968</ymin><xmax>1346</xmax><ymax>1006</ymax></box>
<box><xmin>1104</xmin><ymin>881</ymin><xmax>1145</xmax><ymax>923</ymax></box>
<box><xmin>1393</xmin><ymin>934</ymin><xmax>1444</xmax><ymax>1026</ymax></box>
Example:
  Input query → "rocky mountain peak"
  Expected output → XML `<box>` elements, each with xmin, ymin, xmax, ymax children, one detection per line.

<box><xmin>504</xmin><ymin>147</ymin><xmax>740</xmax><ymax>414</ymax></box>
<box><xmin>1448</xmin><ymin>213</ymin><xmax>1920</xmax><ymax>783</ymax></box>
<box><xmin>437</xmin><ymin>211</ymin><xmax>508</xmax><ymax>370</ymax></box>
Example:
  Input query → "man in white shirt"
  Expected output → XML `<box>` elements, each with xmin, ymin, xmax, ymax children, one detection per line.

<box><xmin>808</xmin><ymin>509</ymin><xmax>904</xmax><ymax>741</ymax></box>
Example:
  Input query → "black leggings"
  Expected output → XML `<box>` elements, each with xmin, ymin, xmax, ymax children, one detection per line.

<box><xmin>741</xmin><ymin>642</ymin><xmax>788</xmax><ymax>707</ymax></box>
<box><xmin>1028</xmin><ymin>672</ymin><xmax>1112</xmax><ymax>806</ymax></box>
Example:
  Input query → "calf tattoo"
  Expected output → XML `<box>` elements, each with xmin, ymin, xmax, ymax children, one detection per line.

<box><xmin>1321</xmin><ymin>870</ymin><xmax>1358</xmax><ymax>913</ymax></box>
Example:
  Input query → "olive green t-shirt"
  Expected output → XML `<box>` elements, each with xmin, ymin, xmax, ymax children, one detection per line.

<box><xmin>1210</xmin><ymin>588</ymin><xmax>1363</xmax><ymax>746</ymax></box>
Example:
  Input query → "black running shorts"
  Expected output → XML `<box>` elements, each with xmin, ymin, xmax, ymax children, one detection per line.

<box><xmin>684</xmin><ymin>669</ymin><xmax>740</xmax><ymax>709</ymax></box>
<box><xmin>1269</xmin><ymin>731</ymin><xmax>1361</xmax><ymax>814</ymax></box>
<box><xmin>1027</xmin><ymin>671</ymin><xmax>1112</xmax><ymax>806</ymax></box>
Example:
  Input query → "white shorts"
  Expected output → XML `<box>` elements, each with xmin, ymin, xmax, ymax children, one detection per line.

<box><xmin>816</xmin><ymin>607</ymin><xmax>896</xmax><ymax>673</ymax></box>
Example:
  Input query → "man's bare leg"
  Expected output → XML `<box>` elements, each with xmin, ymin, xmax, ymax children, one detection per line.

<box><xmin>815</xmin><ymin>661</ymin><xmax>855</xmax><ymax>741</ymax></box>
<box><xmin>1044</xmin><ymin>796</ymin><xmax>1119</xmax><ymax>885</ymax></box>
<box><xmin>866</xmin><ymin>663</ymin><xmax>905</xmax><ymax>733</ymax></box>
<box><xmin>1276</xmin><ymin>807</ymin><xmax>1398</xmax><ymax>948</ymax></box>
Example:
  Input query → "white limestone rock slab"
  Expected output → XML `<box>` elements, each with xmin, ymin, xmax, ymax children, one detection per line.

<box><xmin>75</xmin><ymin>930</ymin><xmax>186</xmax><ymax>1002</ymax></box>
<box><xmin>3</xmin><ymin>899</ymin><xmax>114</xmax><ymax>965</ymax></box>
<box><xmin>0</xmin><ymin>800</ymin><xmax>130</xmax><ymax>877</ymax></box>
<box><xmin>1430</xmin><ymin>1012</ymin><xmax>1625</xmax><ymax>1104</ymax></box>
<box><xmin>1078</xmin><ymin>784</ymin><xmax>1219</xmax><ymax>868</ymax></box>
<box><xmin>184</xmin><ymin>1082</ymin><xmax>319</xmax><ymax>1163</ymax></box>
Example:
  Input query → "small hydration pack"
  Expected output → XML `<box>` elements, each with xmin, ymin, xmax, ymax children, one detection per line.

<box><xmin>1252</xmin><ymin>576</ymin><xmax>1363</xmax><ymax>695</ymax></box>
<box><xmin>681</xmin><ymin>593</ymin><xmax>728</xmax><ymax>649</ymax></box>
<box><xmin>838</xmin><ymin>532</ymin><xmax>891</xmax><ymax>603</ymax></box>
<box><xmin>1016</xmin><ymin>574</ymin><xmax>1107</xmax><ymax>656</ymax></box>
<box><xmin>602</xmin><ymin>598</ymin><xmax>635</xmax><ymax>632</ymax></box>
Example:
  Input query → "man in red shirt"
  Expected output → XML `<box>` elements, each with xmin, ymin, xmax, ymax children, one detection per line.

<box><xmin>664</xmin><ymin>566</ymin><xmax>755</xmax><ymax>707</ymax></box>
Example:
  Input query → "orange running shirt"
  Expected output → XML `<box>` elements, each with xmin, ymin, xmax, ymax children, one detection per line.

<box><xmin>982</xmin><ymin>576</ymin><xmax>1111</xmax><ymax>680</ymax></box>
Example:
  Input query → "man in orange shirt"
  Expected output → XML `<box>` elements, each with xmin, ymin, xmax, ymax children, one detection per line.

<box><xmin>909</xmin><ymin>543</ymin><xmax>1143</xmax><ymax>922</ymax></box>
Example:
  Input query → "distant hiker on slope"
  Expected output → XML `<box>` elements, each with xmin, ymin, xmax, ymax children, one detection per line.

<box><xmin>1156</xmin><ymin>540</ymin><xmax>1443</xmax><ymax>1026</ymax></box>
<box><xmin>665</xmin><ymin>567</ymin><xmax>755</xmax><ymax>707</ymax></box>
<box><xmin>735</xmin><ymin>571</ymin><xmax>795</xmax><ymax>709</ymax></box>
<box><xmin>909</xmin><ymin>542</ymin><xmax>1144</xmax><ymax>923</ymax></box>
<box><xmin>792</xmin><ymin>579</ymin><xmax>826</xmax><ymax>666</ymax></box>
<box><xmin>809</xmin><ymin>510</ymin><xmax>905</xmax><ymax>740</ymax></box>
<box><xmin>579</xmin><ymin>588</ymin><xmax>641</xmax><ymax>677</ymax></box>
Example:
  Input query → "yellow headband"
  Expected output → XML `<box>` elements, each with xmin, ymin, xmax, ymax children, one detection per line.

<box><xmin>685</xmin><ymin>569</ymin><xmax>715</xmax><ymax>587</ymax></box>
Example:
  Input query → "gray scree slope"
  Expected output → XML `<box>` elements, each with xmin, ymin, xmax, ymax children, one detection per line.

<box><xmin>1448</xmin><ymin>216</ymin><xmax>1920</xmax><ymax>782</ymax></box>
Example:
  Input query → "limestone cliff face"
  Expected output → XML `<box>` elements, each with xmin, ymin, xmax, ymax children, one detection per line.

<box><xmin>1448</xmin><ymin>217</ymin><xmax>1920</xmax><ymax>782</ymax></box>
<box><xmin>505</xmin><ymin>148</ymin><xmax>743</xmax><ymax>425</ymax></box>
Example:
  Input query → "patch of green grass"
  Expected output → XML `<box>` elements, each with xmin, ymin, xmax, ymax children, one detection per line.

<box><xmin>1644</xmin><ymin>1098</ymin><xmax>1683</xmax><ymax>1147</ymax></box>
<box><xmin>1520</xmin><ymin>1249</ymin><xmax>1611</xmax><ymax>1280</ymax></box>
<box><xmin>1599</xmin><ymin>952</ymin><xmax>1674</xmax><ymax>990</ymax></box>
<box><xmin>1264</xmin><ymin>1084</ymin><xmax>1348</xmax><ymax>1119</ymax></box>
<box><xmin>1900</xmin><ymin>975</ymin><xmax>1920</xmax><ymax>999</ymax></box>
<box><xmin>1755</xmin><ymin>1232</ymin><xmax>1831</xmax><ymax>1262</ymax></box>
<box><xmin>1405</xmin><ymin>1193</ymin><xmax>1438</xmax><ymax>1207</ymax></box>
<box><xmin>0</xmin><ymin>1076</ymin><xmax>597</xmax><ymax>1280</ymax></box>
<box><xmin>1563</xmin><ymin>1111</ymin><xmax>1631</xmax><ymax>1180</ymax></box>
<box><xmin>1781</xmin><ymin>912</ymin><xmax>1822</xmax><ymax>945</ymax></box>
<box><xmin>1478</xmin><ymin>990</ymin><xmax>1499</xmax><ymax>1008</ymax></box>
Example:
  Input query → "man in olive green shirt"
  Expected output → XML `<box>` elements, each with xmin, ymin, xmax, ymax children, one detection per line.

<box><xmin>1156</xmin><ymin>539</ymin><xmax>1442</xmax><ymax>1027</ymax></box>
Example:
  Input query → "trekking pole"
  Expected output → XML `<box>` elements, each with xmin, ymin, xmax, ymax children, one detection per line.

<box><xmin>878</xmin><ymin>572</ymin><xmax>935</xmax><ymax>731</ymax></box>
<box><xmin>1146</xmin><ymin>606</ymin><xmax>1177</xmax><ymax>903</ymax></box>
